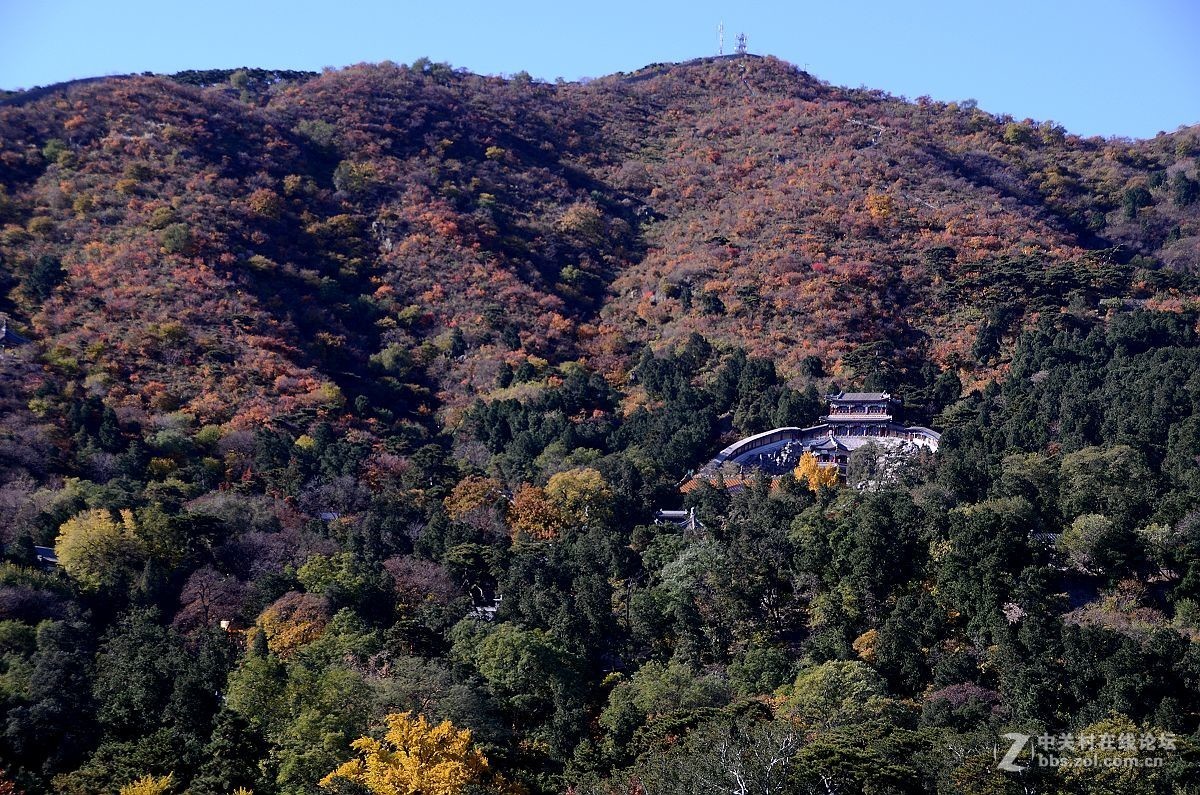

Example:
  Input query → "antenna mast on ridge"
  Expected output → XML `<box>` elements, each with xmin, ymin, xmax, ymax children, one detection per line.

<box><xmin>736</xmin><ymin>32</ymin><xmax>747</xmax><ymax>56</ymax></box>
<box><xmin>718</xmin><ymin>22</ymin><xmax>725</xmax><ymax>55</ymax></box>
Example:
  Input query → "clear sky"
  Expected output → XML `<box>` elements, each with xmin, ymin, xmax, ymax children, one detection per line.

<box><xmin>2</xmin><ymin>0</ymin><xmax>1197</xmax><ymax>139</ymax></box>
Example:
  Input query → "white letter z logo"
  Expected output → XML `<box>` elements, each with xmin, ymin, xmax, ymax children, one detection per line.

<box><xmin>998</xmin><ymin>733</ymin><xmax>1031</xmax><ymax>772</ymax></box>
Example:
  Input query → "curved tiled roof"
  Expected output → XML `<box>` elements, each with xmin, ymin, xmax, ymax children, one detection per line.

<box><xmin>827</xmin><ymin>391</ymin><xmax>895</xmax><ymax>401</ymax></box>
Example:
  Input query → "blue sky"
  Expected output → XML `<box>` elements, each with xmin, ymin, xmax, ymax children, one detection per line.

<box><xmin>2</xmin><ymin>0</ymin><xmax>1197</xmax><ymax>139</ymax></box>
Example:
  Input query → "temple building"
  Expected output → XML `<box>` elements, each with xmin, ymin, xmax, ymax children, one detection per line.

<box><xmin>684</xmin><ymin>392</ymin><xmax>939</xmax><ymax>490</ymax></box>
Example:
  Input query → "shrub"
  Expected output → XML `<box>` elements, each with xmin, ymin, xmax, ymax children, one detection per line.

<box><xmin>158</xmin><ymin>223</ymin><xmax>193</xmax><ymax>254</ymax></box>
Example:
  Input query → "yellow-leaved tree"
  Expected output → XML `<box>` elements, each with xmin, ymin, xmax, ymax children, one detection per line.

<box><xmin>545</xmin><ymin>467</ymin><xmax>615</xmax><ymax>528</ymax></box>
<box><xmin>117</xmin><ymin>773</ymin><xmax>174</xmax><ymax>795</ymax></box>
<box><xmin>320</xmin><ymin>712</ymin><xmax>515</xmax><ymax>795</ymax></box>
<box><xmin>444</xmin><ymin>475</ymin><xmax>507</xmax><ymax>534</ymax></box>
<box><xmin>55</xmin><ymin>508</ymin><xmax>143</xmax><ymax>592</ymax></box>
<box><xmin>506</xmin><ymin>484</ymin><xmax>566</xmax><ymax>541</ymax></box>
<box><xmin>254</xmin><ymin>591</ymin><xmax>331</xmax><ymax>657</ymax></box>
<box><xmin>794</xmin><ymin>452</ymin><xmax>839</xmax><ymax>493</ymax></box>
<box><xmin>506</xmin><ymin>468</ymin><xmax>617</xmax><ymax>541</ymax></box>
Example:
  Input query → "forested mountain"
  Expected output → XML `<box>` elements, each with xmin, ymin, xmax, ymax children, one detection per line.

<box><xmin>0</xmin><ymin>56</ymin><xmax>1198</xmax><ymax>794</ymax></box>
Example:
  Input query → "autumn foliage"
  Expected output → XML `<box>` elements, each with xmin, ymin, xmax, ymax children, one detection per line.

<box><xmin>1</xmin><ymin>55</ymin><xmax>1194</xmax><ymax>436</ymax></box>
<box><xmin>794</xmin><ymin>451</ymin><xmax>840</xmax><ymax>492</ymax></box>
<box><xmin>506</xmin><ymin>484</ymin><xmax>566</xmax><ymax>541</ymax></box>
<box><xmin>321</xmin><ymin>712</ymin><xmax>512</xmax><ymax>795</ymax></box>
<box><xmin>255</xmin><ymin>590</ymin><xmax>332</xmax><ymax>656</ymax></box>
<box><xmin>54</xmin><ymin>508</ymin><xmax>142</xmax><ymax>592</ymax></box>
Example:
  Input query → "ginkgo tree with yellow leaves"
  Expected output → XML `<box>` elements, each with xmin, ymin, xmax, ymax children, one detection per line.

<box><xmin>320</xmin><ymin>712</ymin><xmax>519</xmax><ymax>795</ymax></box>
<box><xmin>54</xmin><ymin>508</ymin><xmax>144</xmax><ymax>592</ymax></box>
<box><xmin>117</xmin><ymin>775</ymin><xmax>252</xmax><ymax>795</ymax></box>
<box><xmin>794</xmin><ymin>452</ymin><xmax>840</xmax><ymax>493</ymax></box>
<box><xmin>505</xmin><ymin>467</ymin><xmax>617</xmax><ymax>542</ymax></box>
<box><xmin>117</xmin><ymin>774</ymin><xmax>175</xmax><ymax>795</ymax></box>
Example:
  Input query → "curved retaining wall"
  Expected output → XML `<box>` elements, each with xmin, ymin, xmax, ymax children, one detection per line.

<box><xmin>711</xmin><ymin>423</ymin><xmax>941</xmax><ymax>467</ymax></box>
<box><xmin>712</xmin><ymin>426</ymin><xmax>814</xmax><ymax>465</ymax></box>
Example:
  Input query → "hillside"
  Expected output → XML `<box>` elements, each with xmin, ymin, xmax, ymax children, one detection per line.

<box><xmin>1</xmin><ymin>56</ymin><xmax>1198</xmax><ymax>426</ymax></box>
<box><xmin>0</xmin><ymin>56</ymin><xmax>1199</xmax><ymax>794</ymax></box>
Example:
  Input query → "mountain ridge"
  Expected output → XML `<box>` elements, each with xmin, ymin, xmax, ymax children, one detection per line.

<box><xmin>1</xmin><ymin>54</ymin><xmax>1198</xmax><ymax>430</ymax></box>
